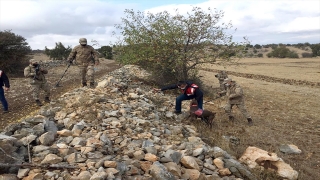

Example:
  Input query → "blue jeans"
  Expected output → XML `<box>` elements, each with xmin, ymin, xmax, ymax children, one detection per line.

<box><xmin>0</xmin><ymin>87</ymin><xmax>8</xmax><ymax>111</ymax></box>
<box><xmin>176</xmin><ymin>94</ymin><xmax>203</xmax><ymax>112</ymax></box>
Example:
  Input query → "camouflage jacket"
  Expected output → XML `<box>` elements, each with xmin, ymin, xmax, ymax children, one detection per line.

<box><xmin>68</xmin><ymin>45</ymin><xmax>99</xmax><ymax>66</ymax></box>
<box><xmin>24</xmin><ymin>65</ymin><xmax>48</xmax><ymax>84</ymax></box>
<box><xmin>226</xmin><ymin>83</ymin><xmax>244</xmax><ymax>104</ymax></box>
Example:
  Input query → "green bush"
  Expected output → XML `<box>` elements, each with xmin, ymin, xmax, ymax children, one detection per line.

<box><xmin>0</xmin><ymin>30</ymin><xmax>31</xmax><ymax>74</ymax></box>
<box><xmin>267</xmin><ymin>52</ymin><xmax>272</xmax><ymax>58</ymax></box>
<box><xmin>97</xmin><ymin>46</ymin><xmax>113</xmax><ymax>59</ymax></box>
<box><xmin>267</xmin><ymin>46</ymin><xmax>298</xmax><ymax>58</ymax></box>
<box><xmin>310</xmin><ymin>44</ymin><xmax>320</xmax><ymax>57</ymax></box>
<box><xmin>254</xmin><ymin>44</ymin><xmax>262</xmax><ymax>49</ymax></box>
<box><xmin>301</xmin><ymin>52</ymin><xmax>313</xmax><ymax>58</ymax></box>
<box><xmin>44</xmin><ymin>42</ymin><xmax>72</xmax><ymax>60</ymax></box>
<box><xmin>257</xmin><ymin>53</ymin><xmax>263</xmax><ymax>57</ymax></box>
<box><xmin>287</xmin><ymin>51</ymin><xmax>299</xmax><ymax>58</ymax></box>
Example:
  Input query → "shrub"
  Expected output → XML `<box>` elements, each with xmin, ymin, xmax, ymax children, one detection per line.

<box><xmin>267</xmin><ymin>52</ymin><xmax>273</xmax><ymax>58</ymax></box>
<box><xmin>301</xmin><ymin>52</ymin><xmax>313</xmax><ymax>58</ymax></box>
<box><xmin>254</xmin><ymin>44</ymin><xmax>262</xmax><ymax>49</ymax></box>
<box><xmin>310</xmin><ymin>44</ymin><xmax>320</xmax><ymax>57</ymax></box>
<box><xmin>97</xmin><ymin>46</ymin><xmax>113</xmax><ymax>59</ymax></box>
<box><xmin>257</xmin><ymin>53</ymin><xmax>263</xmax><ymax>57</ymax></box>
<box><xmin>44</xmin><ymin>42</ymin><xmax>72</xmax><ymax>60</ymax></box>
<box><xmin>0</xmin><ymin>30</ymin><xmax>31</xmax><ymax>74</ymax></box>
<box><xmin>287</xmin><ymin>51</ymin><xmax>299</xmax><ymax>58</ymax></box>
<box><xmin>267</xmin><ymin>46</ymin><xmax>299</xmax><ymax>58</ymax></box>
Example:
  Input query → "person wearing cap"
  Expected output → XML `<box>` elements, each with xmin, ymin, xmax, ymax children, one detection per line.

<box><xmin>24</xmin><ymin>59</ymin><xmax>51</xmax><ymax>106</ymax></box>
<box><xmin>0</xmin><ymin>69</ymin><xmax>10</xmax><ymax>113</ymax></box>
<box><xmin>153</xmin><ymin>81</ymin><xmax>203</xmax><ymax>114</ymax></box>
<box><xmin>67</xmin><ymin>38</ymin><xmax>100</xmax><ymax>88</ymax></box>
<box><xmin>219</xmin><ymin>78</ymin><xmax>253</xmax><ymax>126</ymax></box>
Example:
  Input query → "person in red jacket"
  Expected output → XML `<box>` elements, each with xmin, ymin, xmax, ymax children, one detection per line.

<box><xmin>154</xmin><ymin>81</ymin><xmax>203</xmax><ymax>114</ymax></box>
<box><xmin>0</xmin><ymin>70</ymin><xmax>10</xmax><ymax>113</ymax></box>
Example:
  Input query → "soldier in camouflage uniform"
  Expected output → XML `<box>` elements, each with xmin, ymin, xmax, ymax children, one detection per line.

<box><xmin>215</xmin><ymin>70</ymin><xmax>228</xmax><ymax>91</ymax></box>
<box><xmin>67</xmin><ymin>38</ymin><xmax>99</xmax><ymax>88</ymax></box>
<box><xmin>24</xmin><ymin>59</ymin><xmax>51</xmax><ymax>106</ymax></box>
<box><xmin>219</xmin><ymin>78</ymin><xmax>253</xmax><ymax>126</ymax></box>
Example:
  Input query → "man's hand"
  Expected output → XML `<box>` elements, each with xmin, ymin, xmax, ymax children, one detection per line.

<box><xmin>95</xmin><ymin>61</ymin><xmax>100</xmax><ymax>66</ymax></box>
<box><xmin>4</xmin><ymin>87</ymin><xmax>9</xmax><ymax>91</ymax></box>
<box><xmin>153</xmin><ymin>88</ymin><xmax>161</xmax><ymax>93</ymax></box>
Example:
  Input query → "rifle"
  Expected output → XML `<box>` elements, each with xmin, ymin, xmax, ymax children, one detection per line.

<box><xmin>33</xmin><ymin>64</ymin><xmax>40</xmax><ymax>80</ymax></box>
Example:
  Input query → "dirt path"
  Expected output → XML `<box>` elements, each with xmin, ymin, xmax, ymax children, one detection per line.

<box><xmin>0</xmin><ymin>60</ymin><xmax>121</xmax><ymax>130</ymax></box>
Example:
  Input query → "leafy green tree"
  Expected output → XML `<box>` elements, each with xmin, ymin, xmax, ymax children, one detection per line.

<box><xmin>97</xmin><ymin>46</ymin><xmax>113</xmax><ymax>59</ymax></box>
<box><xmin>310</xmin><ymin>43</ymin><xmax>320</xmax><ymax>57</ymax></box>
<box><xmin>267</xmin><ymin>46</ymin><xmax>299</xmax><ymax>58</ymax></box>
<box><xmin>113</xmin><ymin>7</ymin><xmax>246</xmax><ymax>84</ymax></box>
<box><xmin>44</xmin><ymin>42</ymin><xmax>72</xmax><ymax>60</ymax></box>
<box><xmin>254</xmin><ymin>44</ymin><xmax>261</xmax><ymax>49</ymax></box>
<box><xmin>0</xmin><ymin>30</ymin><xmax>31</xmax><ymax>73</ymax></box>
<box><xmin>245</xmin><ymin>44</ymin><xmax>253</xmax><ymax>48</ymax></box>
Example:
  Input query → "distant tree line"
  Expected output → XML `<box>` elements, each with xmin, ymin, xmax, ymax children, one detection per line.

<box><xmin>44</xmin><ymin>43</ymin><xmax>113</xmax><ymax>60</ymax></box>
<box><xmin>243</xmin><ymin>42</ymin><xmax>320</xmax><ymax>58</ymax></box>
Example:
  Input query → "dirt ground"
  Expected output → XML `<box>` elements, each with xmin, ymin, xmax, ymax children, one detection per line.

<box><xmin>198</xmin><ymin>58</ymin><xmax>320</xmax><ymax>179</ymax></box>
<box><xmin>0</xmin><ymin>57</ymin><xmax>121</xmax><ymax>129</ymax></box>
<box><xmin>1</xmin><ymin>54</ymin><xmax>319</xmax><ymax>179</ymax></box>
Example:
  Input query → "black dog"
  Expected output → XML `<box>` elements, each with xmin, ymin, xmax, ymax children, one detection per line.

<box><xmin>188</xmin><ymin>99</ymin><xmax>216</xmax><ymax>128</ymax></box>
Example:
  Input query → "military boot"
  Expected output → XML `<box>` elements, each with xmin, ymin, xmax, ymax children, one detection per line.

<box><xmin>44</xmin><ymin>97</ymin><xmax>50</xmax><ymax>103</ymax></box>
<box><xmin>229</xmin><ymin>116</ymin><xmax>234</xmax><ymax>122</ymax></box>
<box><xmin>90</xmin><ymin>82</ymin><xmax>95</xmax><ymax>88</ymax></box>
<box><xmin>247</xmin><ymin>118</ymin><xmax>253</xmax><ymax>126</ymax></box>
<box><xmin>82</xmin><ymin>82</ymin><xmax>87</xmax><ymax>87</ymax></box>
<box><xmin>35</xmin><ymin>100</ymin><xmax>42</xmax><ymax>106</ymax></box>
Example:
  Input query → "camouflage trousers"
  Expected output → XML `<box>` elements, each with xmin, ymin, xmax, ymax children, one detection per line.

<box><xmin>224</xmin><ymin>102</ymin><xmax>251</xmax><ymax>119</ymax></box>
<box><xmin>219</xmin><ymin>82</ymin><xmax>226</xmax><ymax>91</ymax></box>
<box><xmin>79</xmin><ymin>65</ymin><xmax>94</xmax><ymax>84</ymax></box>
<box><xmin>31</xmin><ymin>82</ymin><xmax>50</xmax><ymax>100</ymax></box>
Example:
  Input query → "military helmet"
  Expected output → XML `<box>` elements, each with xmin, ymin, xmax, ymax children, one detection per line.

<box><xmin>79</xmin><ymin>38</ymin><xmax>87</xmax><ymax>45</ymax></box>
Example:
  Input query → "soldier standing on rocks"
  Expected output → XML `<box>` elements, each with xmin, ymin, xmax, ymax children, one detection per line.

<box><xmin>67</xmin><ymin>38</ymin><xmax>99</xmax><ymax>88</ymax></box>
<box><xmin>24</xmin><ymin>59</ymin><xmax>51</xmax><ymax>106</ymax></box>
<box><xmin>0</xmin><ymin>69</ymin><xmax>10</xmax><ymax>113</ymax></box>
<box><xmin>219</xmin><ymin>78</ymin><xmax>253</xmax><ymax>126</ymax></box>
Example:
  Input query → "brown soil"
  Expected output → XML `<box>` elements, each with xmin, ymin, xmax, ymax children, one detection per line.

<box><xmin>197</xmin><ymin>60</ymin><xmax>320</xmax><ymax>179</ymax></box>
<box><xmin>0</xmin><ymin>58</ymin><xmax>121</xmax><ymax>129</ymax></box>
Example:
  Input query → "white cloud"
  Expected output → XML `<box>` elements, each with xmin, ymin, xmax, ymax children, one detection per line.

<box><xmin>0</xmin><ymin>0</ymin><xmax>319</xmax><ymax>49</ymax></box>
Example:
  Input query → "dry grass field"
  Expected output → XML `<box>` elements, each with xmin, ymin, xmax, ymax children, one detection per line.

<box><xmin>196</xmin><ymin>57</ymin><xmax>320</xmax><ymax>179</ymax></box>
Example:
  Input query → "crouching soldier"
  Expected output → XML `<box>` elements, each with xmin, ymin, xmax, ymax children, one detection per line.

<box><xmin>24</xmin><ymin>59</ymin><xmax>51</xmax><ymax>106</ymax></box>
<box><xmin>219</xmin><ymin>78</ymin><xmax>253</xmax><ymax>126</ymax></box>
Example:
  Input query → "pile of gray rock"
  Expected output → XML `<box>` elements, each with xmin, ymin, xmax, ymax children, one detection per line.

<box><xmin>0</xmin><ymin>65</ymin><xmax>293</xmax><ymax>180</ymax></box>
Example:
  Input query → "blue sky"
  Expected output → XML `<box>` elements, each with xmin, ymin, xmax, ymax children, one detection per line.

<box><xmin>0</xmin><ymin>0</ymin><xmax>319</xmax><ymax>49</ymax></box>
